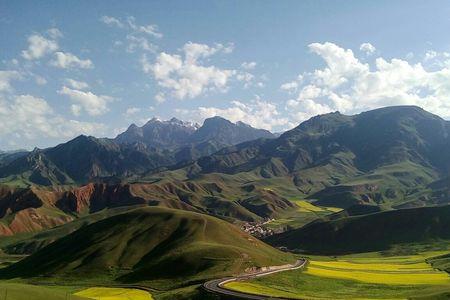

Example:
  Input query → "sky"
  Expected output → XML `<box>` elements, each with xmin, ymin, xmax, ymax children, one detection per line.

<box><xmin>2</xmin><ymin>0</ymin><xmax>450</xmax><ymax>150</ymax></box>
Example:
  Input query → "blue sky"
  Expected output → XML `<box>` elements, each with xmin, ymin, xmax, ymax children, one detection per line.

<box><xmin>2</xmin><ymin>0</ymin><xmax>450</xmax><ymax>150</ymax></box>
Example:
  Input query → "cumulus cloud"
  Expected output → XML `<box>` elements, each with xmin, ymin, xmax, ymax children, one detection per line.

<box><xmin>241</xmin><ymin>61</ymin><xmax>257</xmax><ymax>70</ymax></box>
<box><xmin>47</xmin><ymin>28</ymin><xmax>63</xmax><ymax>39</ymax></box>
<box><xmin>34</xmin><ymin>75</ymin><xmax>47</xmax><ymax>85</ymax></box>
<box><xmin>176</xmin><ymin>99</ymin><xmax>289</xmax><ymax>131</ymax></box>
<box><xmin>124</xmin><ymin>107</ymin><xmax>141</xmax><ymax>116</ymax></box>
<box><xmin>284</xmin><ymin>42</ymin><xmax>450</xmax><ymax>122</ymax></box>
<box><xmin>149</xmin><ymin>42</ymin><xmax>235</xmax><ymax>99</ymax></box>
<box><xmin>0</xmin><ymin>94</ymin><xmax>105</xmax><ymax>145</ymax></box>
<box><xmin>65</xmin><ymin>78</ymin><xmax>89</xmax><ymax>90</ymax></box>
<box><xmin>0</xmin><ymin>71</ymin><xmax>21</xmax><ymax>92</ymax></box>
<box><xmin>100</xmin><ymin>16</ymin><xmax>124</xmax><ymax>28</ymax></box>
<box><xmin>22</xmin><ymin>34</ymin><xmax>59</xmax><ymax>60</ymax></box>
<box><xmin>280</xmin><ymin>81</ymin><xmax>298</xmax><ymax>93</ymax></box>
<box><xmin>50</xmin><ymin>52</ymin><xmax>93</xmax><ymax>69</ymax></box>
<box><xmin>100</xmin><ymin>15</ymin><xmax>162</xmax><ymax>53</ymax></box>
<box><xmin>359</xmin><ymin>42</ymin><xmax>376</xmax><ymax>55</ymax></box>
<box><xmin>58</xmin><ymin>86</ymin><xmax>112</xmax><ymax>116</ymax></box>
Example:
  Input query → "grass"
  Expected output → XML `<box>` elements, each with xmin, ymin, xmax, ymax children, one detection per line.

<box><xmin>74</xmin><ymin>287</ymin><xmax>153</xmax><ymax>300</ymax></box>
<box><xmin>224</xmin><ymin>250</ymin><xmax>450</xmax><ymax>299</ymax></box>
<box><xmin>0</xmin><ymin>282</ymin><xmax>90</xmax><ymax>300</ymax></box>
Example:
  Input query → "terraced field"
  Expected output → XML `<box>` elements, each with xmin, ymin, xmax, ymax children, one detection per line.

<box><xmin>224</xmin><ymin>251</ymin><xmax>450</xmax><ymax>299</ymax></box>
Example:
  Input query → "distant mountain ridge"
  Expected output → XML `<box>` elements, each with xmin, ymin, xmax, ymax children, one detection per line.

<box><xmin>0</xmin><ymin>116</ymin><xmax>275</xmax><ymax>186</ymax></box>
<box><xmin>115</xmin><ymin>116</ymin><xmax>274</xmax><ymax>151</ymax></box>
<box><xmin>115</xmin><ymin>117</ymin><xmax>199</xmax><ymax>149</ymax></box>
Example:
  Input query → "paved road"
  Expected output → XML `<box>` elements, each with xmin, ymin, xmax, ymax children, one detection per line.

<box><xmin>203</xmin><ymin>259</ymin><xmax>307</xmax><ymax>300</ymax></box>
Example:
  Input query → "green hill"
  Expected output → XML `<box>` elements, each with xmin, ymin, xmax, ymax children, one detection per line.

<box><xmin>266</xmin><ymin>205</ymin><xmax>450</xmax><ymax>254</ymax></box>
<box><xmin>0</xmin><ymin>207</ymin><xmax>293</xmax><ymax>289</ymax></box>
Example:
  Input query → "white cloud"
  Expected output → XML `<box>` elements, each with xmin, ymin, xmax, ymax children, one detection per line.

<box><xmin>236</xmin><ymin>72</ymin><xmax>255</xmax><ymax>88</ymax></box>
<box><xmin>0</xmin><ymin>71</ymin><xmax>21</xmax><ymax>92</ymax></box>
<box><xmin>22</xmin><ymin>34</ymin><xmax>58</xmax><ymax>60</ymax></box>
<box><xmin>50</xmin><ymin>52</ymin><xmax>93</xmax><ymax>69</ymax></box>
<box><xmin>359</xmin><ymin>42</ymin><xmax>376</xmax><ymax>55</ymax></box>
<box><xmin>58</xmin><ymin>86</ymin><xmax>111</xmax><ymax>116</ymax></box>
<box><xmin>47</xmin><ymin>28</ymin><xmax>63</xmax><ymax>39</ymax></box>
<box><xmin>124</xmin><ymin>107</ymin><xmax>141</xmax><ymax>117</ymax></box>
<box><xmin>100</xmin><ymin>16</ymin><xmax>124</xmax><ymax>28</ymax></box>
<box><xmin>34</xmin><ymin>75</ymin><xmax>47</xmax><ymax>85</ymax></box>
<box><xmin>280</xmin><ymin>81</ymin><xmax>298</xmax><ymax>93</ymax></box>
<box><xmin>154</xmin><ymin>92</ymin><xmax>165</xmax><ymax>103</ymax></box>
<box><xmin>149</xmin><ymin>42</ymin><xmax>235</xmax><ymax>99</ymax></box>
<box><xmin>0</xmin><ymin>94</ymin><xmax>105</xmax><ymax>144</ymax></box>
<box><xmin>126</xmin><ymin>35</ymin><xmax>157</xmax><ymax>53</ymax></box>
<box><xmin>284</xmin><ymin>42</ymin><xmax>450</xmax><ymax>122</ymax></box>
<box><xmin>241</xmin><ymin>61</ymin><xmax>257</xmax><ymax>70</ymax></box>
<box><xmin>101</xmin><ymin>15</ymin><xmax>162</xmax><ymax>56</ymax></box>
<box><xmin>126</xmin><ymin>16</ymin><xmax>162</xmax><ymax>38</ymax></box>
<box><xmin>65</xmin><ymin>78</ymin><xmax>89</xmax><ymax>90</ymax></box>
<box><xmin>176</xmin><ymin>99</ymin><xmax>289</xmax><ymax>131</ymax></box>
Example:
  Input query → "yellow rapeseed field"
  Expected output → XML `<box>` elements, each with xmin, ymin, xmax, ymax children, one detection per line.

<box><xmin>310</xmin><ymin>260</ymin><xmax>432</xmax><ymax>272</ymax></box>
<box><xmin>306</xmin><ymin>254</ymin><xmax>450</xmax><ymax>285</ymax></box>
<box><xmin>292</xmin><ymin>200</ymin><xmax>342</xmax><ymax>213</ymax></box>
<box><xmin>74</xmin><ymin>287</ymin><xmax>153</xmax><ymax>300</ymax></box>
<box><xmin>305</xmin><ymin>265</ymin><xmax>450</xmax><ymax>285</ymax></box>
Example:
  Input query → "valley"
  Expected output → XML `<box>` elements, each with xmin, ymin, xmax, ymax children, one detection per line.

<box><xmin>2</xmin><ymin>106</ymin><xmax>450</xmax><ymax>299</ymax></box>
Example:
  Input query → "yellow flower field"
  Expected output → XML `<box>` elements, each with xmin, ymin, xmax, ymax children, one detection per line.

<box><xmin>74</xmin><ymin>287</ymin><xmax>153</xmax><ymax>300</ymax></box>
<box><xmin>292</xmin><ymin>200</ymin><xmax>342</xmax><ymax>213</ymax></box>
<box><xmin>305</xmin><ymin>264</ymin><xmax>450</xmax><ymax>285</ymax></box>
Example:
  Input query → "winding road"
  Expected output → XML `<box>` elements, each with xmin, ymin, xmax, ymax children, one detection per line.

<box><xmin>203</xmin><ymin>259</ymin><xmax>307</xmax><ymax>299</ymax></box>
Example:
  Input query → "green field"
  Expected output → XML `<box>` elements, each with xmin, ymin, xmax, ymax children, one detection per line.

<box><xmin>0</xmin><ymin>282</ymin><xmax>90</xmax><ymax>300</ymax></box>
<box><xmin>224</xmin><ymin>251</ymin><xmax>450</xmax><ymax>299</ymax></box>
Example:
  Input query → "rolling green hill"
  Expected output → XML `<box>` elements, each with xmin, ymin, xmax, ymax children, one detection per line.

<box><xmin>266</xmin><ymin>205</ymin><xmax>450</xmax><ymax>254</ymax></box>
<box><xmin>0</xmin><ymin>207</ymin><xmax>293</xmax><ymax>289</ymax></box>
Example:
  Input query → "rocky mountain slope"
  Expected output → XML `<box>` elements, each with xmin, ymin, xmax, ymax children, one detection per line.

<box><xmin>0</xmin><ymin>117</ymin><xmax>274</xmax><ymax>186</ymax></box>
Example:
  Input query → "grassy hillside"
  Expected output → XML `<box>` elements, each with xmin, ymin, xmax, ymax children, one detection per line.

<box><xmin>0</xmin><ymin>207</ymin><xmax>293</xmax><ymax>289</ymax></box>
<box><xmin>267</xmin><ymin>205</ymin><xmax>450</xmax><ymax>254</ymax></box>
<box><xmin>1</xmin><ymin>206</ymin><xmax>140</xmax><ymax>254</ymax></box>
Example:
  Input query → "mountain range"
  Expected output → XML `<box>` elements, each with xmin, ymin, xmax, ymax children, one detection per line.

<box><xmin>3</xmin><ymin>106</ymin><xmax>450</xmax><ymax>242</ymax></box>
<box><xmin>0</xmin><ymin>116</ymin><xmax>274</xmax><ymax>186</ymax></box>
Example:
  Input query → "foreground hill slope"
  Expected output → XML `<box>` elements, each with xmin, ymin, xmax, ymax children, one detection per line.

<box><xmin>267</xmin><ymin>205</ymin><xmax>450</xmax><ymax>254</ymax></box>
<box><xmin>0</xmin><ymin>207</ymin><xmax>293</xmax><ymax>287</ymax></box>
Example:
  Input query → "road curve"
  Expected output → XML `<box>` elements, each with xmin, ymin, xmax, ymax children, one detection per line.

<box><xmin>203</xmin><ymin>259</ymin><xmax>307</xmax><ymax>300</ymax></box>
